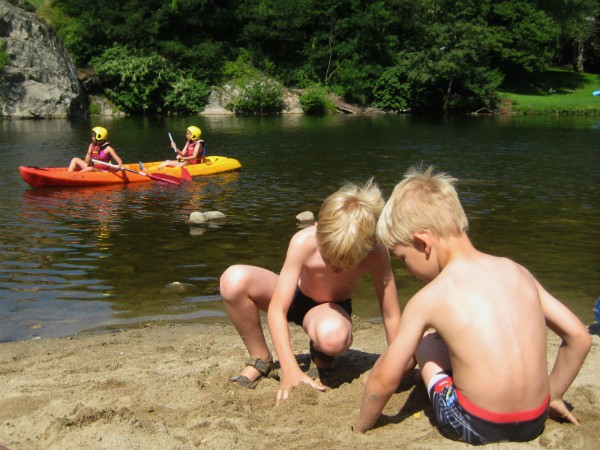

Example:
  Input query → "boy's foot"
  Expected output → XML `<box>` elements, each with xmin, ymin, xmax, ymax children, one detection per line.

<box><xmin>229</xmin><ymin>355</ymin><xmax>275</xmax><ymax>389</ymax></box>
<box><xmin>307</xmin><ymin>341</ymin><xmax>336</xmax><ymax>381</ymax></box>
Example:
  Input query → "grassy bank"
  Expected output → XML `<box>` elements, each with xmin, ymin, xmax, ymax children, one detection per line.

<box><xmin>499</xmin><ymin>68</ymin><xmax>600</xmax><ymax>115</ymax></box>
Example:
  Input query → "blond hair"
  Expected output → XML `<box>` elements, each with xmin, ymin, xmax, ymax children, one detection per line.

<box><xmin>316</xmin><ymin>178</ymin><xmax>384</xmax><ymax>270</ymax></box>
<box><xmin>377</xmin><ymin>165</ymin><xmax>468</xmax><ymax>248</ymax></box>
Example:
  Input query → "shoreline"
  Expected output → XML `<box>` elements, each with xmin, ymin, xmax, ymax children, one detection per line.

<box><xmin>0</xmin><ymin>319</ymin><xmax>598</xmax><ymax>449</ymax></box>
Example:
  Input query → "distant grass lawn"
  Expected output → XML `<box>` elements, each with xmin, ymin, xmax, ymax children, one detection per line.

<box><xmin>499</xmin><ymin>68</ymin><xmax>600</xmax><ymax>114</ymax></box>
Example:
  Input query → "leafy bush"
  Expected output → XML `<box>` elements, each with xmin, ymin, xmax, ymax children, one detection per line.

<box><xmin>227</xmin><ymin>77</ymin><xmax>284</xmax><ymax>115</ymax></box>
<box><xmin>163</xmin><ymin>76</ymin><xmax>210</xmax><ymax>115</ymax></box>
<box><xmin>299</xmin><ymin>84</ymin><xmax>335</xmax><ymax>115</ymax></box>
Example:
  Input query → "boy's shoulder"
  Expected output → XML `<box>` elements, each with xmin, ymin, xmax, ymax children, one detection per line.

<box><xmin>289</xmin><ymin>225</ymin><xmax>318</xmax><ymax>249</ymax></box>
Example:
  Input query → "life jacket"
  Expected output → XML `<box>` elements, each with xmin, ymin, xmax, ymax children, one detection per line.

<box><xmin>184</xmin><ymin>139</ymin><xmax>205</xmax><ymax>164</ymax></box>
<box><xmin>90</xmin><ymin>142</ymin><xmax>112</xmax><ymax>163</ymax></box>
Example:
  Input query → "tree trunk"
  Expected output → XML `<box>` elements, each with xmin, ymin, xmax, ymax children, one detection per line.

<box><xmin>573</xmin><ymin>40</ymin><xmax>585</xmax><ymax>72</ymax></box>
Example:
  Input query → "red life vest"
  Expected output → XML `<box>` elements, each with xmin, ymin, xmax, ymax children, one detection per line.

<box><xmin>90</xmin><ymin>142</ymin><xmax>112</xmax><ymax>163</ymax></box>
<box><xmin>184</xmin><ymin>139</ymin><xmax>205</xmax><ymax>164</ymax></box>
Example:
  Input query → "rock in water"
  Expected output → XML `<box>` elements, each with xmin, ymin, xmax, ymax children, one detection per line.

<box><xmin>296</xmin><ymin>211</ymin><xmax>315</xmax><ymax>223</ymax></box>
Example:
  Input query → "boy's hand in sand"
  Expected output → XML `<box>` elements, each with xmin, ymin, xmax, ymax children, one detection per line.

<box><xmin>549</xmin><ymin>399</ymin><xmax>580</xmax><ymax>425</ymax></box>
<box><xmin>276</xmin><ymin>373</ymin><xmax>326</xmax><ymax>406</ymax></box>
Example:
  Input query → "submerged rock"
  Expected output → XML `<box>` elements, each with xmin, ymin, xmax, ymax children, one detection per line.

<box><xmin>160</xmin><ymin>281</ymin><xmax>198</xmax><ymax>295</ymax></box>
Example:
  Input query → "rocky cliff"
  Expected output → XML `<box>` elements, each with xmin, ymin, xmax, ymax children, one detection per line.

<box><xmin>0</xmin><ymin>0</ymin><xmax>84</xmax><ymax>118</ymax></box>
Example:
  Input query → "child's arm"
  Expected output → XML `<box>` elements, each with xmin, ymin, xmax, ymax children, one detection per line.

<box><xmin>175</xmin><ymin>142</ymin><xmax>188</xmax><ymax>160</ymax></box>
<box><xmin>536</xmin><ymin>278</ymin><xmax>592</xmax><ymax>425</ymax></box>
<box><xmin>267</xmin><ymin>234</ymin><xmax>325</xmax><ymax>405</ymax></box>
<box><xmin>106</xmin><ymin>147</ymin><xmax>122</xmax><ymax>167</ymax></box>
<box><xmin>84</xmin><ymin>143</ymin><xmax>94</xmax><ymax>164</ymax></box>
<box><xmin>354</xmin><ymin>302</ymin><xmax>425</xmax><ymax>432</ymax></box>
<box><xmin>371</xmin><ymin>244</ymin><xmax>401</xmax><ymax>344</ymax></box>
<box><xmin>179</xmin><ymin>142</ymin><xmax>200</xmax><ymax>162</ymax></box>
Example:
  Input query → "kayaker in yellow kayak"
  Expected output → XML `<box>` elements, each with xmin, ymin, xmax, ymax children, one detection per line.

<box><xmin>67</xmin><ymin>126</ymin><xmax>123</xmax><ymax>172</ymax></box>
<box><xmin>158</xmin><ymin>125</ymin><xmax>206</xmax><ymax>168</ymax></box>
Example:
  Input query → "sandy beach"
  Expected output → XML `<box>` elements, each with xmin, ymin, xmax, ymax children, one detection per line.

<box><xmin>0</xmin><ymin>319</ymin><xmax>598</xmax><ymax>449</ymax></box>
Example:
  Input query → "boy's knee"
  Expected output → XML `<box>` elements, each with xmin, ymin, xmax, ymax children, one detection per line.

<box><xmin>219</xmin><ymin>265</ymin><xmax>247</xmax><ymax>300</ymax></box>
<box><xmin>313</xmin><ymin>322</ymin><xmax>352</xmax><ymax>355</ymax></box>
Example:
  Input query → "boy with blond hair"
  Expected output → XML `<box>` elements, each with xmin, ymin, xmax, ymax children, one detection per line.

<box><xmin>220</xmin><ymin>179</ymin><xmax>402</xmax><ymax>404</ymax></box>
<box><xmin>354</xmin><ymin>166</ymin><xmax>591</xmax><ymax>444</ymax></box>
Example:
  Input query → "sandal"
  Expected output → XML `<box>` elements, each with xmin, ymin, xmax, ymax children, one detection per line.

<box><xmin>229</xmin><ymin>354</ymin><xmax>275</xmax><ymax>389</ymax></box>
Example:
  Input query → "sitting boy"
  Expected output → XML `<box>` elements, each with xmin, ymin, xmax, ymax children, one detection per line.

<box><xmin>220</xmin><ymin>179</ymin><xmax>402</xmax><ymax>405</ymax></box>
<box><xmin>353</xmin><ymin>166</ymin><xmax>591</xmax><ymax>444</ymax></box>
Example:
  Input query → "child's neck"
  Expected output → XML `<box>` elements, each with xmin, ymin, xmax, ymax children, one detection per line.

<box><xmin>437</xmin><ymin>233</ymin><xmax>477</xmax><ymax>269</ymax></box>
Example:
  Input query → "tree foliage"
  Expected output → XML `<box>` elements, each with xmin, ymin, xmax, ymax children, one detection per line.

<box><xmin>43</xmin><ymin>0</ymin><xmax>599</xmax><ymax>114</ymax></box>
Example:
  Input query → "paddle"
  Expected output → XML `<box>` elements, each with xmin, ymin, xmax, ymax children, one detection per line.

<box><xmin>168</xmin><ymin>132</ymin><xmax>193</xmax><ymax>181</ymax></box>
<box><xmin>92</xmin><ymin>160</ymin><xmax>182</xmax><ymax>185</ymax></box>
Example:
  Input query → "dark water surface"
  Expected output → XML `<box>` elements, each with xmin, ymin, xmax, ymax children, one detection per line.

<box><xmin>1</xmin><ymin>115</ymin><xmax>598</xmax><ymax>341</ymax></box>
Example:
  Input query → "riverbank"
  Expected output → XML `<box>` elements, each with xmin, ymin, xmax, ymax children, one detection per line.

<box><xmin>0</xmin><ymin>319</ymin><xmax>598</xmax><ymax>449</ymax></box>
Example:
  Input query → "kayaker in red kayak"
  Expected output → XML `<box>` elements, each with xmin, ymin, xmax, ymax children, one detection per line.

<box><xmin>158</xmin><ymin>125</ymin><xmax>206</xmax><ymax>169</ymax></box>
<box><xmin>67</xmin><ymin>126</ymin><xmax>123</xmax><ymax>172</ymax></box>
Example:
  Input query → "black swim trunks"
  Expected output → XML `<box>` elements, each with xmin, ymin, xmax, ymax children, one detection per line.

<box><xmin>286</xmin><ymin>287</ymin><xmax>352</xmax><ymax>326</ymax></box>
<box><xmin>428</xmin><ymin>371</ymin><xmax>549</xmax><ymax>445</ymax></box>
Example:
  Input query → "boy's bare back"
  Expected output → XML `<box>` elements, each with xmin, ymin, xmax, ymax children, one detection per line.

<box><xmin>355</xmin><ymin>166</ymin><xmax>591</xmax><ymax>441</ymax></box>
<box><xmin>405</xmin><ymin>244</ymin><xmax>549</xmax><ymax>413</ymax></box>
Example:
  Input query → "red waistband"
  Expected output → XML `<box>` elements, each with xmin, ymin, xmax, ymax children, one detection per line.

<box><xmin>456</xmin><ymin>389</ymin><xmax>550</xmax><ymax>423</ymax></box>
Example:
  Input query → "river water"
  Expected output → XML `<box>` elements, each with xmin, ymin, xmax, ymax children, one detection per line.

<box><xmin>1</xmin><ymin>114</ymin><xmax>598</xmax><ymax>341</ymax></box>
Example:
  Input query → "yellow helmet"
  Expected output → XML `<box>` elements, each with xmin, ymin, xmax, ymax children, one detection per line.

<box><xmin>92</xmin><ymin>126</ymin><xmax>108</xmax><ymax>141</ymax></box>
<box><xmin>187</xmin><ymin>126</ymin><xmax>201</xmax><ymax>141</ymax></box>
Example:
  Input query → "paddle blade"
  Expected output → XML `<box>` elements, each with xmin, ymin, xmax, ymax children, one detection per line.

<box><xmin>149</xmin><ymin>173</ymin><xmax>182</xmax><ymax>185</ymax></box>
<box><xmin>181</xmin><ymin>167</ymin><xmax>192</xmax><ymax>181</ymax></box>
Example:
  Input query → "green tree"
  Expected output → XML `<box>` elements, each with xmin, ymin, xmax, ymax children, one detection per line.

<box><xmin>54</xmin><ymin>0</ymin><xmax>238</xmax><ymax>83</ymax></box>
<box><xmin>91</xmin><ymin>45</ymin><xmax>174</xmax><ymax>114</ymax></box>
<box><xmin>538</xmin><ymin>0</ymin><xmax>600</xmax><ymax>72</ymax></box>
<box><xmin>41</xmin><ymin>0</ymin><xmax>598</xmax><ymax>114</ymax></box>
<box><xmin>373</xmin><ymin>1</ymin><xmax>503</xmax><ymax>112</ymax></box>
<box><xmin>486</xmin><ymin>1</ymin><xmax>560</xmax><ymax>80</ymax></box>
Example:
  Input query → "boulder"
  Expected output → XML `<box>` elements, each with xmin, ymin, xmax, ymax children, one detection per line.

<box><xmin>0</xmin><ymin>1</ymin><xmax>84</xmax><ymax>118</ymax></box>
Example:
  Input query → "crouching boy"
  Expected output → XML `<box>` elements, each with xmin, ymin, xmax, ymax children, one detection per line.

<box><xmin>220</xmin><ymin>179</ymin><xmax>402</xmax><ymax>405</ymax></box>
<box><xmin>354</xmin><ymin>166</ymin><xmax>591</xmax><ymax>444</ymax></box>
